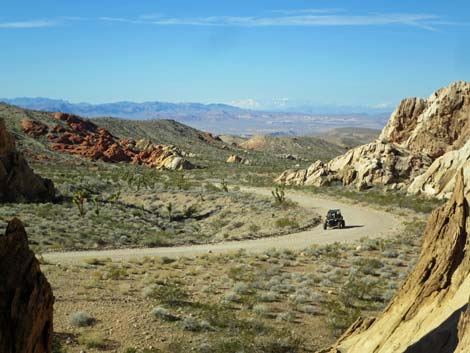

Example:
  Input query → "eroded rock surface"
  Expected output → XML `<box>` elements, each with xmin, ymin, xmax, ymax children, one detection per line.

<box><xmin>408</xmin><ymin>139</ymin><xmax>470</xmax><ymax>199</ymax></box>
<box><xmin>226</xmin><ymin>154</ymin><xmax>253</xmax><ymax>165</ymax></box>
<box><xmin>46</xmin><ymin>112</ymin><xmax>195</xmax><ymax>170</ymax></box>
<box><xmin>0</xmin><ymin>218</ymin><xmax>54</xmax><ymax>353</ymax></box>
<box><xmin>21</xmin><ymin>119</ymin><xmax>48</xmax><ymax>137</ymax></box>
<box><xmin>320</xmin><ymin>170</ymin><xmax>470</xmax><ymax>353</ymax></box>
<box><xmin>277</xmin><ymin>82</ymin><xmax>470</xmax><ymax>192</ymax></box>
<box><xmin>0</xmin><ymin>118</ymin><xmax>55</xmax><ymax>202</ymax></box>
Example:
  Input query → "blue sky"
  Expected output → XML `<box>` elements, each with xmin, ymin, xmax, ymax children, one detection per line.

<box><xmin>1</xmin><ymin>0</ymin><xmax>469</xmax><ymax>111</ymax></box>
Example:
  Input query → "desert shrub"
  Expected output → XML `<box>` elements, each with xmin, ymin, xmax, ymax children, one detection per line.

<box><xmin>146</xmin><ymin>282</ymin><xmax>189</xmax><ymax>306</ymax></box>
<box><xmin>275</xmin><ymin>217</ymin><xmax>299</xmax><ymax>229</ymax></box>
<box><xmin>151</xmin><ymin>306</ymin><xmax>179</xmax><ymax>321</ymax></box>
<box><xmin>322</xmin><ymin>298</ymin><xmax>360</xmax><ymax>335</ymax></box>
<box><xmin>276</xmin><ymin>311</ymin><xmax>295</xmax><ymax>322</ymax></box>
<box><xmin>258</xmin><ymin>291</ymin><xmax>278</xmax><ymax>302</ymax></box>
<box><xmin>382</xmin><ymin>250</ymin><xmax>399</xmax><ymax>258</ymax></box>
<box><xmin>298</xmin><ymin>305</ymin><xmax>320</xmax><ymax>315</ymax></box>
<box><xmin>105</xmin><ymin>265</ymin><xmax>128</xmax><ymax>280</ymax></box>
<box><xmin>249</xmin><ymin>224</ymin><xmax>261</xmax><ymax>233</ymax></box>
<box><xmin>52</xmin><ymin>337</ymin><xmax>67</xmax><ymax>353</ymax></box>
<box><xmin>253</xmin><ymin>304</ymin><xmax>270</xmax><ymax>317</ymax></box>
<box><xmin>79</xmin><ymin>331</ymin><xmax>106</xmax><ymax>349</ymax></box>
<box><xmin>180</xmin><ymin>317</ymin><xmax>212</xmax><ymax>332</ymax></box>
<box><xmin>233</xmin><ymin>282</ymin><xmax>251</xmax><ymax>295</ymax></box>
<box><xmin>69</xmin><ymin>311</ymin><xmax>94</xmax><ymax>327</ymax></box>
<box><xmin>222</xmin><ymin>291</ymin><xmax>241</xmax><ymax>303</ymax></box>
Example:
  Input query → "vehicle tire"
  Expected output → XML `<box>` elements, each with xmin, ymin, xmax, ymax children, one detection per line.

<box><xmin>323</xmin><ymin>223</ymin><xmax>327</xmax><ymax>230</ymax></box>
<box><xmin>338</xmin><ymin>222</ymin><xmax>343</xmax><ymax>229</ymax></box>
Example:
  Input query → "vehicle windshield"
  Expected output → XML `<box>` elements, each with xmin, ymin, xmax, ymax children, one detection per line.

<box><xmin>327</xmin><ymin>210</ymin><xmax>341</xmax><ymax>218</ymax></box>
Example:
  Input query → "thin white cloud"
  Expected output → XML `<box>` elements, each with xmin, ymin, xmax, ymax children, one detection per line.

<box><xmin>99</xmin><ymin>17</ymin><xmax>146</xmax><ymax>25</ymax></box>
<box><xmin>145</xmin><ymin>13</ymin><xmax>443</xmax><ymax>30</ymax></box>
<box><xmin>1</xmin><ymin>11</ymin><xmax>460</xmax><ymax>31</ymax></box>
<box><xmin>270</xmin><ymin>8</ymin><xmax>344</xmax><ymax>15</ymax></box>
<box><xmin>0</xmin><ymin>20</ymin><xmax>58</xmax><ymax>28</ymax></box>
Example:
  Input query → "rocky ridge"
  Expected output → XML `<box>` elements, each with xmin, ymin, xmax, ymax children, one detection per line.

<box><xmin>0</xmin><ymin>218</ymin><xmax>54</xmax><ymax>353</ymax></box>
<box><xmin>276</xmin><ymin>81</ymin><xmax>470</xmax><ymax>194</ymax></box>
<box><xmin>320</xmin><ymin>169</ymin><xmax>470</xmax><ymax>353</ymax></box>
<box><xmin>0</xmin><ymin>118</ymin><xmax>55</xmax><ymax>202</ymax></box>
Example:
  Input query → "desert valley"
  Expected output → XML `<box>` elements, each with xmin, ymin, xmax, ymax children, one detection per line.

<box><xmin>2</xmin><ymin>2</ymin><xmax>470</xmax><ymax>352</ymax></box>
<box><xmin>1</xmin><ymin>80</ymin><xmax>469</xmax><ymax>353</ymax></box>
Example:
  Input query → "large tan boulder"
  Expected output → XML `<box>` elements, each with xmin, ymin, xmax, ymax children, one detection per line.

<box><xmin>0</xmin><ymin>218</ymin><xmax>54</xmax><ymax>353</ymax></box>
<box><xmin>408</xmin><ymin>139</ymin><xmax>470</xmax><ymax>199</ymax></box>
<box><xmin>380</xmin><ymin>81</ymin><xmax>470</xmax><ymax>158</ymax></box>
<box><xmin>277</xmin><ymin>81</ymin><xmax>470</xmax><ymax>191</ymax></box>
<box><xmin>276</xmin><ymin>141</ymin><xmax>431</xmax><ymax>188</ymax></box>
<box><xmin>0</xmin><ymin>118</ymin><xmax>55</xmax><ymax>202</ymax></box>
<box><xmin>320</xmin><ymin>170</ymin><xmax>470</xmax><ymax>353</ymax></box>
<box><xmin>226</xmin><ymin>154</ymin><xmax>253</xmax><ymax>165</ymax></box>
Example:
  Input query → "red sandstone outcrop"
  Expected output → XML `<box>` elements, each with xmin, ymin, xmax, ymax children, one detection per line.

<box><xmin>45</xmin><ymin>112</ymin><xmax>195</xmax><ymax>170</ymax></box>
<box><xmin>0</xmin><ymin>118</ymin><xmax>55</xmax><ymax>202</ymax></box>
<box><xmin>20</xmin><ymin>119</ymin><xmax>48</xmax><ymax>137</ymax></box>
<box><xmin>320</xmin><ymin>170</ymin><xmax>470</xmax><ymax>353</ymax></box>
<box><xmin>0</xmin><ymin>218</ymin><xmax>54</xmax><ymax>353</ymax></box>
<box><xmin>277</xmin><ymin>82</ymin><xmax>470</xmax><ymax>192</ymax></box>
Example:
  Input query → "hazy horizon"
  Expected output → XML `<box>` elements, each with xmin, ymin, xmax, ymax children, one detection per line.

<box><xmin>2</xmin><ymin>0</ymin><xmax>469</xmax><ymax>111</ymax></box>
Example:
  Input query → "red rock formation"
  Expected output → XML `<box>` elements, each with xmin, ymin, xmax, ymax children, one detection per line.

<box><xmin>0</xmin><ymin>218</ymin><xmax>54</xmax><ymax>353</ymax></box>
<box><xmin>44</xmin><ymin>113</ymin><xmax>195</xmax><ymax>169</ymax></box>
<box><xmin>20</xmin><ymin>119</ymin><xmax>48</xmax><ymax>137</ymax></box>
<box><xmin>0</xmin><ymin>118</ymin><xmax>55</xmax><ymax>202</ymax></box>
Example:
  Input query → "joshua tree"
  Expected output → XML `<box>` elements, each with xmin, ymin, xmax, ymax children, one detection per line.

<box><xmin>166</xmin><ymin>202</ymin><xmax>173</xmax><ymax>222</ymax></box>
<box><xmin>92</xmin><ymin>195</ymin><xmax>100</xmax><ymax>217</ymax></box>
<box><xmin>272</xmin><ymin>186</ymin><xmax>286</xmax><ymax>204</ymax></box>
<box><xmin>73</xmin><ymin>190</ymin><xmax>88</xmax><ymax>217</ymax></box>
<box><xmin>221</xmin><ymin>178</ymin><xmax>229</xmax><ymax>192</ymax></box>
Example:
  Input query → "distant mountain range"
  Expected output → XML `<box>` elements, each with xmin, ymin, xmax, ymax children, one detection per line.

<box><xmin>0</xmin><ymin>97</ymin><xmax>390</xmax><ymax>135</ymax></box>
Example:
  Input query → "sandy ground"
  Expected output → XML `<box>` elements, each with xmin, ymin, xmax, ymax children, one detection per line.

<box><xmin>43</xmin><ymin>187</ymin><xmax>403</xmax><ymax>265</ymax></box>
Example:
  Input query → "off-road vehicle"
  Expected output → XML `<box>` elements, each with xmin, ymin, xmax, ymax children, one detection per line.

<box><xmin>323</xmin><ymin>209</ymin><xmax>345</xmax><ymax>230</ymax></box>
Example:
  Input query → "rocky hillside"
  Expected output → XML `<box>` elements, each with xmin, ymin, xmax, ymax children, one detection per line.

<box><xmin>320</xmin><ymin>170</ymin><xmax>470</xmax><ymax>353</ymax></box>
<box><xmin>0</xmin><ymin>117</ymin><xmax>55</xmax><ymax>202</ymax></box>
<box><xmin>0</xmin><ymin>218</ymin><xmax>54</xmax><ymax>353</ymax></box>
<box><xmin>238</xmin><ymin>134</ymin><xmax>345</xmax><ymax>161</ymax></box>
<box><xmin>277</xmin><ymin>81</ymin><xmax>470</xmax><ymax>195</ymax></box>
<box><xmin>314</xmin><ymin>127</ymin><xmax>380</xmax><ymax>149</ymax></box>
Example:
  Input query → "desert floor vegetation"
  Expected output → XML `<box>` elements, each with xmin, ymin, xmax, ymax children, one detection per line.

<box><xmin>0</xmin><ymin>161</ymin><xmax>318</xmax><ymax>252</ymax></box>
<box><xmin>45</xmin><ymin>219</ymin><xmax>422</xmax><ymax>353</ymax></box>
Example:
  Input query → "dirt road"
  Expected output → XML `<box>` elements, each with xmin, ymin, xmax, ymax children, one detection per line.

<box><xmin>43</xmin><ymin>188</ymin><xmax>403</xmax><ymax>265</ymax></box>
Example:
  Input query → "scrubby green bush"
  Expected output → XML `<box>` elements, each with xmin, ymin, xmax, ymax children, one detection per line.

<box><xmin>69</xmin><ymin>311</ymin><xmax>94</xmax><ymax>327</ymax></box>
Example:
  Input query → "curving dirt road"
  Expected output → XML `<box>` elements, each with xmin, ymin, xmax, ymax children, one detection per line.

<box><xmin>43</xmin><ymin>188</ymin><xmax>403</xmax><ymax>265</ymax></box>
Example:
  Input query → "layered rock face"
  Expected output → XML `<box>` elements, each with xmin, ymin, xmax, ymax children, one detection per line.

<box><xmin>0</xmin><ymin>218</ymin><xmax>54</xmax><ymax>353</ymax></box>
<box><xmin>45</xmin><ymin>112</ymin><xmax>195</xmax><ymax>170</ymax></box>
<box><xmin>0</xmin><ymin>118</ymin><xmax>55</xmax><ymax>202</ymax></box>
<box><xmin>408</xmin><ymin>139</ymin><xmax>470</xmax><ymax>199</ymax></box>
<box><xmin>379</xmin><ymin>82</ymin><xmax>470</xmax><ymax>158</ymax></box>
<box><xmin>277</xmin><ymin>141</ymin><xmax>432</xmax><ymax>190</ymax></box>
<box><xmin>277</xmin><ymin>81</ymin><xmax>470</xmax><ymax>192</ymax></box>
<box><xmin>320</xmin><ymin>170</ymin><xmax>470</xmax><ymax>353</ymax></box>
